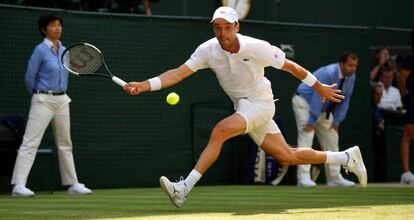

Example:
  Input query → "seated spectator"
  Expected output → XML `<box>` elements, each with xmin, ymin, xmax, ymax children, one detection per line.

<box><xmin>378</xmin><ymin>66</ymin><xmax>402</xmax><ymax>111</ymax></box>
<box><xmin>370</xmin><ymin>47</ymin><xmax>390</xmax><ymax>83</ymax></box>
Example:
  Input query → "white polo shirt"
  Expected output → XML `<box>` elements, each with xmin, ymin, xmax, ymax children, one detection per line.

<box><xmin>378</xmin><ymin>85</ymin><xmax>402</xmax><ymax>111</ymax></box>
<box><xmin>185</xmin><ymin>33</ymin><xmax>286</xmax><ymax>103</ymax></box>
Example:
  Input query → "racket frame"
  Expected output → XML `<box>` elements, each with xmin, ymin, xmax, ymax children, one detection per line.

<box><xmin>61</xmin><ymin>42</ymin><xmax>127</xmax><ymax>87</ymax></box>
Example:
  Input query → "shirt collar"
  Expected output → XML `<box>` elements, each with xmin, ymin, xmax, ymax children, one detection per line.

<box><xmin>236</xmin><ymin>33</ymin><xmax>246</xmax><ymax>53</ymax></box>
<box><xmin>43</xmin><ymin>38</ymin><xmax>61</xmax><ymax>48</ymax></box>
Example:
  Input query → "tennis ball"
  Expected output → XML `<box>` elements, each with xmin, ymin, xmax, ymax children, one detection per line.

<box><xmin>166</xmin><ymin>92</ymin><xmax>180</xmax><ymax>105</ymax></box>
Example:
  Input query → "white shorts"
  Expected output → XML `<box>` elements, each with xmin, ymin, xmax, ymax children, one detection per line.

<box><xmin>235</xmin><ymin>98</ymin><xmax>281</xmax><ymax>146</ymax></box>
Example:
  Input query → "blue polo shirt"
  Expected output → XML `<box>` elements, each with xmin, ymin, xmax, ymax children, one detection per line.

<box><xmin>296</xmin><ymin>63</ymin><xmax>356</xmax><ymax>126</ymax></box>
<box><xmin>25</xmin><ymin>38</ymin><xmax>68</xmax><ymax>95</ymax></box>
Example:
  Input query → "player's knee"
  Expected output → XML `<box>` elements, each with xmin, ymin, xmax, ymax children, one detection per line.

<box><xmin>211</xmin><ymin>122</ymin><xmax>231</xmax><ymax>140</ymax></box>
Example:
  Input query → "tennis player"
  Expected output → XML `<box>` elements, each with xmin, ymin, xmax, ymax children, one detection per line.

<box><xmin>125</xmin><ymin>7</ymin><xmax>367</xmax><ymax>207</ymax></box>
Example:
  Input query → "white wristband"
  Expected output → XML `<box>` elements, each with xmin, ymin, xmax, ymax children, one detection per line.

<box><xmin>148</xmin><ymin>77</ymin><xmax>162</xmax><ymax>91</ymax></box>
<box><xmin>302</xmin><ymin>71</ymin><xmax>317</xmax><ymax>87</ymax></box>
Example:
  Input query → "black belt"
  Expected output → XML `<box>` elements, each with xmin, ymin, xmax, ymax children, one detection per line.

<box><xmin>34</xmin><ymin>90</ymin><xmax>65</xmax><ymax>96</ymax></box>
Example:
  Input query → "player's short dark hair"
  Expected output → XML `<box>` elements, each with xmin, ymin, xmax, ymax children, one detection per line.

<box><xmin>38</xmin><ymin>13</ymin><xmax>63</xmax><ymax>38</ymax></box>
<box><xmin>339</xmin><ymin>51</ymin><xmax>358</xmax><ymax>63</ymax></box>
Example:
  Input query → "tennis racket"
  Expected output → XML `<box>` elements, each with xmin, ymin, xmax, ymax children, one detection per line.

<box><xmin>61</xmin><ymin>42</ymin><xmax>137</xmax><ymax>94</ymax></box>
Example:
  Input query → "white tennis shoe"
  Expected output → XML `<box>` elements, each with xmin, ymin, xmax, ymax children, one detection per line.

<box><xmin>159</xmin><ymin>176</ymin><xmax>188</xmax><ymax>208</ymax></box>
<box><xmin>400</xmin><ymin>171</ymin><xmax>414</xmax><ymax>184</ymax></box>
<box><xmin>68</xmin><ymin>183</ymin><xmax>92</xmax><ymax>195</ymax></box>
<box><xmin>12</xmin><ymin>185</ymin><xmax>34</xmax><ymax>197</ymax></box>
<box><xmin>344</xmin><ymin>146</ymin><xmax>367</xmax><ymax>187</ymax></box>
<box><xmin>297</xmin><ymin>178</ymin><xmax>317</xmax><ymax>187</ymax></box>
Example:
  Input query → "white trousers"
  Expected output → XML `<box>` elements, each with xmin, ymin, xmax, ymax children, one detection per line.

<box><xmin>292</xmin><ymin>95</ymin><xmax>342</xmax><ymax>181</ymax></box>
<box><xmin>11</xmin><ymin>94</ymin><xmax>79</xmax><ymax>186</ymax></box>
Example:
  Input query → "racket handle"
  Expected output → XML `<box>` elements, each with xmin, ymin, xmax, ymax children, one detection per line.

<box><xmin>112</xmin><ymin>76</ymin><xmax>127</xmax><ymax>87</ymax></box>
<box><xmin>112</xmin><ymin>76</ymin><xmax>138</xmax><ymax>94</ymax></box>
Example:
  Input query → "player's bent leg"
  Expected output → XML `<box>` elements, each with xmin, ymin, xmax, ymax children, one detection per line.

<box><xmin>160</xmin><ymin>113</ymin><xmax>246</xmax><ymax>208</ymax></box>
<box><xmin>194</xmin><ymin>113</ymin><xmax>246</xmax><ymax>174</ymax></box>
<box><xmin>261</xmin><ymin>133</ymin><xmax>367</xmax><ymax>187</ymax></box>
<box><xmin>260</xmin><ymin>133</ymin><xmax>327</xmax><ymax>166</ymax></box>
<box><xmin>261</xmin><ymin>133</ymin><xmax>325</xmax><ymax>187</ymax></box>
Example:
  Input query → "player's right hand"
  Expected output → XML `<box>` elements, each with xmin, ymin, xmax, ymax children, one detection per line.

<box><xmin>124</xmin><ymin>81</ymin><xmax>149</xmax><ymax>95</ymax></box>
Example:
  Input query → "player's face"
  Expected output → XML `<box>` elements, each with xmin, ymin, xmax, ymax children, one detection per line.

<box><xmin>340</xmin><ymin>57</ymin><xmax>358</xmax><ymax>77</ymax></box>
<box><xmin>43</xmin><ymin>20</ymin><xmax>62</xmax><ymax>41</ymax></box>
<box><xmin>212</xmin><ymin>19</ymin><xmax>239</xmax><ymax>51</ymax></box>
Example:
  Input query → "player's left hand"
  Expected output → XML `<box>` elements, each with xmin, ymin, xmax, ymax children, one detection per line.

<box><xmin>315</xmin><ymin>83</ymin><xmax>344</xmax><ymax>103</ymax></box>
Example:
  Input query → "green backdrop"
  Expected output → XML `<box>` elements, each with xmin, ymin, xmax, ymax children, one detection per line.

<box><xmin>150</xmin><ymin>0</ymin><xmax>413</xmax><ymax>29</ymax></box>
<box><xmin>0</xmin><ymin>5</ymin><xmax>411</xmax><ymax>190</ymax></box>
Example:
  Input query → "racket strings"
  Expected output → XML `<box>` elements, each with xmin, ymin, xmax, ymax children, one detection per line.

<box><xmin>66</xmin><ymin>45</ymin><xmax>104</xmax><ymax>75</ymax></box>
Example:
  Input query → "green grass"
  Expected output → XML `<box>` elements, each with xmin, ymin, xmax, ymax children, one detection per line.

<box><xmin>1</xmin><ymin>185</ymin><xmax>413</xmax><ymax>220</ymax></box>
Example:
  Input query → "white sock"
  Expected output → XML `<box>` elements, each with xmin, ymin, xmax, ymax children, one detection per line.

<box><xmin>184</xmin><ymin>169</ymin><xmax>202</xmax><ymax>194</ymax></box>
<box><xmin>326</xmin><ymin>151</ymin><xmax>348</xmax><ymax>165</ymax></box>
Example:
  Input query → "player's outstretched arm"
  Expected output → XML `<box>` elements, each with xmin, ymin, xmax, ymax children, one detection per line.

<box><xmin>281</xmin><ymin>59</ymin><xmax>344</xmax><ymax>103</ymax></box>
<box><xmin>124</xmin><ymin>64</ymin><xmax>194</xmax><ymax>95</ymax></box>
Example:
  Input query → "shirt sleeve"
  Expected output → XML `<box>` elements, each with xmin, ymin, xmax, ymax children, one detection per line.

<box><xmin>184</xmin><ymin>43</ymin><xmax>209</xmax><ymax>72</ymax></box>
<box><xmin>25</xmin><ymin>47</ymin><xmax>42</xmax><ymax>95</ymax></box>
<box><xmin>255</xmin><ymin>42</ymin><xmax>286</xmax><ymax>69</ymax></box>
